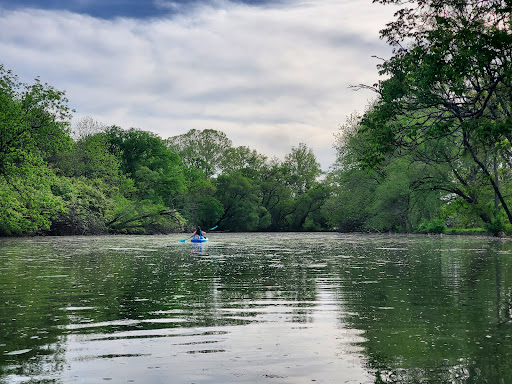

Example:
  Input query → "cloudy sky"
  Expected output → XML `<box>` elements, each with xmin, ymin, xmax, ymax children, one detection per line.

<box><xmin>0</xmin><ymin>0</ymin><xmax>396</xmax><ymax>169</ymax></box>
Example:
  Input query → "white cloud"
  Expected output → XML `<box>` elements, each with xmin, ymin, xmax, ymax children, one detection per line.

<box><xmin>0</xmin><ymin>0</ymin><xmax>396</xmax><ymax>169</ymax></box>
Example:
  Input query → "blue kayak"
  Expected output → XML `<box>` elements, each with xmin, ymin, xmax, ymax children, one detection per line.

<box><xmin>191</xmin><ymin>237</ymin><xmax>208</xmax><ymax>243</ymax></box>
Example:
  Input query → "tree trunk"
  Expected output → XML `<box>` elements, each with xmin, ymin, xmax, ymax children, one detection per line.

<box><xmin>463</xmin><ymin>133</ymin><xmax>512</xmax><ymax>225</ymax></box>
<box><xmin>494</xmin><ymin>154</ymin><xmax>500</xmax><ymax>212</ymax></box>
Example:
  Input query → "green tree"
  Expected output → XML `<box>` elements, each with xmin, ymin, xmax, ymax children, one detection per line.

<box><xmin>104</xmin><ymin>127</ymin><xmax>186</xmax><ymax>206</ymax></box>
<box><xmin>329</xmin><ymin>112</ymin><xmax>447</xmax><ymax>233</ymax></box>
<box><xmin>56</xmin><ymin>132</ymin><xmax>122</xmax><ymax>184</ymax></box>
<box><xmin>0</xmin><ymin>65</ymin><xmax>72</xmax><ymax>235</ymax></box>
<box><xmin>322</xmin><ymin>168</ymin><xmax>377</xmax><ymax>232</ymax></box>
<box><xmin>286</xmin><ymin>183</ymin><xmax>331</xmax><ymax>231</ymax></box>
<box><xmin>215</xmin><ymin>173</ymin><xmax>267</xmax><ymax>231</ymax></box>
<box><xmin>167</xmin><ymin>129</ymin><xmax>232</xmax><ymax>178</ymax></box>
<box><xmin>50</xmin><ymin>176</ymin><xmax>111</xmax><ymax>235</ymax></box>
<box><xmin>360</xmin><ymin>0</ymin><xmax>512</xmax><ymax>230</ymax></box>
<box><xmin>220</xmin><ymin>145</ymin><xmax>268</xmax><ymax>178</ymax></box>
<box><xmin>171</xmin><ymin>164</ymin><xmax>222</xmax><ymax>230</ymax></box>
<box><xmin>283</xmin><ymin>143</ymin><xmax>322</xmax><ymax>196</ymax></box>
<box><xmin>258</xmin><ymin>159</ymin><xmax>294</xmax><ymax>231</ymax></box>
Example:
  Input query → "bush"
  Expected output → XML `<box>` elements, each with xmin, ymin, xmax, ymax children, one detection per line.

<box><xmin>417</xmin><ymin>218</ymin><xmax>446</xmax><ymax>234</ymax></box>
<box><xmin>484</xmin><ymin>213</ymin><xmax>512</xmax><ymax>237</ymax></box>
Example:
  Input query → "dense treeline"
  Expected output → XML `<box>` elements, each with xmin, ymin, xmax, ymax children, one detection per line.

<box><xmin>0</xmin><ymin>65</ymin><xmax>329</xmax><ymax>235</ymax></box>
<box><xmin>1</xmin><ymin>0</ymin><xmax>510</xmax><ymax>236</ymax></box>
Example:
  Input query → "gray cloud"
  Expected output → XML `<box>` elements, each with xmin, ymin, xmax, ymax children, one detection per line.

<box><xmin>0</xmin><ymin>0</ymin><xmax>396</xmax><ymax>169</ymax></box>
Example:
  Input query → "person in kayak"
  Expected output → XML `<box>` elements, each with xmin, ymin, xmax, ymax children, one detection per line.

<box><xmin>192</xmin><ymin>226</ymin><xmax>206</xmax><ymax>239</ymax></box>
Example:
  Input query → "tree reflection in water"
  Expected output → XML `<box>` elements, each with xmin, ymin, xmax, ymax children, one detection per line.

<box><xmin>0</xmin><ymin>233</ymin><xmax>511</xmax><ymax>383</ymax></box>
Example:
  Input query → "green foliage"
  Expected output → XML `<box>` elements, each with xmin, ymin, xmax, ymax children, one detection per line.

<box><xmin>258</xmin><ymin>160</ymin><xmax>293</xmax><ymax>231</ymax></box>
<box><xmin>373</xmin><ymin>0</ymin><xmax>512</xmax><ymax>228</ymax></box>
<box><xmin>107</xmin><ymin>199</ymin><xmax>185</xmax><ymax>234</ymax></box>
<box><xmin>0</xmin><ymin>67</ymin><xmax>332</xmax><ymax>235</ymax></box>
<box><xmin>0</xmin><ymin>172</ymin><xmax>63</xmax><ymax>236</ymax></box>
<box><xmin>326</xmin><ymin>0</ymin><xmax>512</xmax><ymax>235</ymax></box>
<box><xmin>167</xmin><ymin>129</ymin><xmax>232</xmax><ymax>178</ymax></box>
<box><xmin>322</xmin><ymin>169</ymin><xmax>375</xmax><ymax>232</ymax></box>
<box><xmin>483</xmin><ymin>211</ymin><xmax>512</xmax><ymax>236</ymax></box>
<box><xmin>368</xmin><ymin>160</ymin><xmax>412</xmax><ymax>232</ymax></box>
<box><xmin>215</xmin><ymin>173</ymin><xmax>264</xmax><ymax>231</ymax></box>
<box><xmin>285</xmin><ymin>183</ymin><xmax>330</xmax><ymax>231</ymax></box>
<box><xmin>417</xmin><ymin>218</ymin><xmax>447</xmax><ymax>234</ymax></box>
<box><xmin>50</xmin><ymin>175</ymin><xmax>185</xmax><ymax>235</ymax></box>
<box><xmin>50</xmin><ymin>176</ymin><xmax>110</xmax><ymax>235</ymax></box>
<box><xmin>55</xmin><ymin>132</ymin><xmax>122</xmax><ymax>183</ymax></box>
<box><xmin>220</xmin><ymin>145</ymin><xmax>268</xmax><ymax>178</ymax></box>
<box><xmin>104</xmin><ymin>127</ymin><xmax>186</xmax><ymax>206</ymax></box>
<box><xmin>0</xmin><ymin>65</ymin><xmax>71</xmax><ymax>236</ymax></box>
<box><xmin>283</xmin><ymin>143</ymin><xmax>322</xmax><ymax>196</ymax></box>
<box><xmin>175</xmin><ymin>166</ymin><xmax>220</xmax><ymax>229</ymax></box>
<box><xmin>0</xmin><ymin>65</ymin><xmax>72</xmax><ymax>172</ymax></box>
<box><xmin>197</xmin><ymin>196</ymin><xmax>224</xmax><ymax>230</ymax></box>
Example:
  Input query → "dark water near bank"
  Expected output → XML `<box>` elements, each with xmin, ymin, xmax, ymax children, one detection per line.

<box><xmin>1</xmin><ymin>233</ymin><xmax>512</xmax><ymax>383</ymax></box>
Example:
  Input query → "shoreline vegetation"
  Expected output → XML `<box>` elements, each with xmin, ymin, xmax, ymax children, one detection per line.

<box><xmin>1</xmin><ymin>1</ymin><xmax>511</xmax><ymax>238</ymax></box>
<box><xmin>0</xmin><ymin>228</ymin><xmax>504</xmax><ymax>241</ymax></box>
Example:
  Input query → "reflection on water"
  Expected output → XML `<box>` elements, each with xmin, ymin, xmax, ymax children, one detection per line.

<box><xmin>1</xmin><ymin>233</ymin><xmax>512</xmax><ymax>383</ymax></box>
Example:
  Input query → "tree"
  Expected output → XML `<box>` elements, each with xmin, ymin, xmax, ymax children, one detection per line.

<box><xmin>286</xmin><ymin>183</ymin><xmax>331</xmax><ymax>231</ymax></box>
<box><xmin>55</xmin><ymin>132</ymin><xmax>122</xmax><ymax>184</ymax></box>
<box><xmin>72</xmin><ymin>116</ymin><xmax>105</xmax><ymax>141</ymax></box>
<box><xmin>356</xmin><ymin>0</ymin><xmax>512</xmax><ymax>231</ymax></box>
<box><xmin>258</xmin><ymin>159</ymin><xmax>294</xmax><ymax>231</ymax></box>
<box><xmin>322</xmin><ymin>168</ymin><xmax>377</xmax><ymax>232</ymax></box>
<box><xmin>0</xmin><ymin>65</ymin><xmax>72</xmax><ymax>235</ymax></box>
<box><xmin>215</xmin><ymin>173</ymin><xmax>267</xmax><ymax>231</ymax></box>
<box><xmin>283</xmin><ymin>143</ymin><xmax>322</xmax><ymax>196</ymax></box>
<box><xmin>104</xmin><ymin>127</ymin><xmax>186</xmax><ymax>206</ymax></box>
<box><xmin>0</xmin><ymin>65</ymin><xmax>72</xmax><ymax>176</ymax></box>
<box><xmin>329</xmin><ymin>112</ymin><xmax>449</xmax><ymax>233</ymax></box>
<box><xmin>220</xmin><ymin>145</ymin><xmax>267</xmax><ymax>178</ymax></box>
<box><xmin>49</xmin><ymin>176</ymin><xmax>111</xmax><ymax>235</ymax></box>
<box><xmin>167</xmin><ymin>129</ymin><xmax>232</xmax><ymax>178</ymax></box>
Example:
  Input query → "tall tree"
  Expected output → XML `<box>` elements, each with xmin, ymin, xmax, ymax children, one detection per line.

<box><xmin>258</xmin><ymin>159</ymin><xmax>294</xmax><ymax>231</ymax></box>
<box><xmin>0</xmin><ymin>65</ymin><xmax>72</xmax><ymax>235</ymax></box>
<box><xmin>357</xmin><ymin>0</ymin><xmax>512</xmax><ymax>229</ymax></box>
<box><xmin>104</xmin><ymin>127</ymin><xmax>186</xmax><ymax>205</ymax></box>
<box><xmin>215</xmin><ymin>173</ymin><xmax>268</xmax><ymax>231</ymax></box>
<box><xmin>167</xmin><ymin>129</ymin><xmax>232</xmax><ymax>178</ymax></box>
<box><xmin>220</xmin><ymin>145</ymin><xmax>267</xmax><ymax>178</ymax></box>
<box><xmin>283</xmin><ymin>143</ymin><xmax>322</xmax><ymax>196</ymax></box>
<box><xmin>330</xmin><ymin>112</ymin><xmax>449</xmax><ymax>233</ymax></box>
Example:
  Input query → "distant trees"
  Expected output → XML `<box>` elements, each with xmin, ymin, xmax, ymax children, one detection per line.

<box><xmin>167</xmin><ymin>129</ymin><xmax>232</xmax><ymax>178</ymax></box>
<box><xmin>50</xmin><ymin>126</ymin><xmax>188</xmax><ymax>235</ymax></box>
<box><xmin>0</xmin><ymin>64</ymin><xmax>330</xmax><ymax>235</ymax></box>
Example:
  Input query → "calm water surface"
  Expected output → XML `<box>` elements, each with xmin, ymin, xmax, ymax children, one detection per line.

<box><xmin>1</xmin><ymin>233</ymin><xmax>512</xmax><ymax>383</ymax></box>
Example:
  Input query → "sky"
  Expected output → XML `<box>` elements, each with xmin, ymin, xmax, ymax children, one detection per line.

<box><xmin>0</xmin><ymin>0</ymin><xmax>396</xmax><ymax>170</ymax></box>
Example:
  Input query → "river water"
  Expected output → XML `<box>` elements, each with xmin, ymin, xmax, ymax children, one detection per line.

<box><xmin>1</xmin><ymin>233</ymin><xmax>512</xmax><ymax>383</ymax></box>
